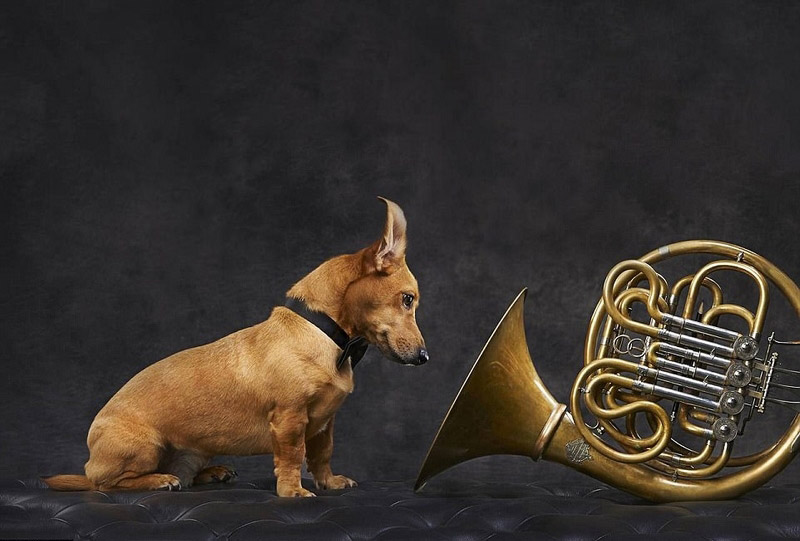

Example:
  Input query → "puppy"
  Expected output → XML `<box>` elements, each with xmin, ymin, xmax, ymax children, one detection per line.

<box><xmin>43</xmin><ymin>197</ymin><xmax>427</xmax><ymax>497</ymax></box>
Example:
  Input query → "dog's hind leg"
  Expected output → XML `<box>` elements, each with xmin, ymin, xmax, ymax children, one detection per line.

<box><xmin>113</xmin><ymin>473</ymin><xmax>182</xmax><ymax>491</ymax></box>
<box><xmin>161</xmin><ymin>449</ymin><xmax>209</xmax><ymax>488</ymax></box>
<box><xmin>159</xmin><ymin>450</ymin><xmax>238</xmax><ymax>487</ymax></box>
<box><xmin>194</xmin><ymin>465</ymin><xmax>238</xmax><ymax>485</ymax></box>
<box><xmin>85</xmin><ymin>421</ymin><xmax>179</xmax><ymax>491</ymax></box>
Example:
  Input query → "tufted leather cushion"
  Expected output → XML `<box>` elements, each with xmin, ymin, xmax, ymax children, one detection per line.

<box><xmin>2</xmin><ymin>477</ymin><xmax>800</xmax><ymax>540</ymax></box>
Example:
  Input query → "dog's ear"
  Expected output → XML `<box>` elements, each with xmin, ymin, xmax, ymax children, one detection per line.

<box><xmin>369</xmin><ymin>197</ymin><xmax>407</xmax><ymax>274</ymax></box>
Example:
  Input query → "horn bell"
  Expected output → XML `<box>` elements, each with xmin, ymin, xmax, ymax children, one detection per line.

<box><xmin>415</xmin><ymin>288</ymin><xmax>560</xmax><ymax>491</ymax></box>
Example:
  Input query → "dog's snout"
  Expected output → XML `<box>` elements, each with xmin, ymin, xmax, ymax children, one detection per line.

<box><xmin>417</xmin><ymin>348</ymin><xmax>429</xmax><ymax>365</ymax></box>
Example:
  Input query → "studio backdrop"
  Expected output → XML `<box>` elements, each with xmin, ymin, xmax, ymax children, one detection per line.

<box><xmin>2</xmin><ymin>1</ymin><xmax>800</xmax><ymax>487</ymax></box>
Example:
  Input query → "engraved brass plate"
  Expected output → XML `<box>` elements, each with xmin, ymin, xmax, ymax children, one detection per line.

<box><xmin>566</xmin><ymin>439</ymin><xmax>592</xmax><ymax>464</ymax></box>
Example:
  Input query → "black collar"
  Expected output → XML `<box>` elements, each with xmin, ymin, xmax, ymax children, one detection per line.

<box><xmin>284</xmin><ymin>297</ymin><xmax>369</xmax><ymax>370</ymax></box>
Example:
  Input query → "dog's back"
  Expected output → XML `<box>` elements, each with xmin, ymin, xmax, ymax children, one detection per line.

<box><xmin>44</xmin><ymin>197</ymin><xmax>426</xmax><ymax>496</ymax></box>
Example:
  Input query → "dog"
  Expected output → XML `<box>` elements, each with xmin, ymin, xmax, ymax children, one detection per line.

<box><xmin>43</xmin><ymin>197</ymin><xmax>427</xmax><ymax>497</ymax></box>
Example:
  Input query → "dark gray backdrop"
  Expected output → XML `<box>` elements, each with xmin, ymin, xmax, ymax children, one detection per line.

<box><xmin>3</xmin><ymin>1</ymin><xmax>800</xmax><ymax>488</ymax></box>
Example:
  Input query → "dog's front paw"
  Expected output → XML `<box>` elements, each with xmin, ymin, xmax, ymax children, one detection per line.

<box><xmin>277</xmin><ymin>485</ymin><xmax>317</xmax><ymax>498</ymax></box>
<box><xmin>316</xmin><ymin>474</ymin><xmax>357</xmax><ymax>490</ymax></box>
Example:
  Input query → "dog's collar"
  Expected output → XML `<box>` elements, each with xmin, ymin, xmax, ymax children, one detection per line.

<box><xmin>284</xmin><ymin>297</ymin><xmax>369</xmax><ymax>370</ymax></box>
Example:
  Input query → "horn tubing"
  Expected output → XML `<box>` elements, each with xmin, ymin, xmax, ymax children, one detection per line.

<box><xmin>682</xmin><ymin>259</ymin><xmax>769</xmax><ymax>339</ymax></box>
<box><xmin>562</xmin><ymin>240</ymin><xmax>800</xmax><ymax>501</ymax></box>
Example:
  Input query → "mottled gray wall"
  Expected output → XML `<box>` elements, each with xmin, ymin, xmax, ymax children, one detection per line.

<box><xmin>3</xmin><ymin>1</ymin><xmax>800</xmax><ymax>488</ymax></box>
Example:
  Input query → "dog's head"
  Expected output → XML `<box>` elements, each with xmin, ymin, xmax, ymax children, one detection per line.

<box><xmin>340</xmin><ymin>198</ymin><xmax>428</xmax><ymax>366</ymax></box>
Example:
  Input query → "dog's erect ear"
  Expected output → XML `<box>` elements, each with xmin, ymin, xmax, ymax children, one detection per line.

<box><xmin>371</xmin><ymin>197</ymin><xmax>407</xmax><ymax>273</ymax></box>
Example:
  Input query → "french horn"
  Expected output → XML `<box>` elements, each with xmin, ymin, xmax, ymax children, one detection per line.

<box><xmin>416</xmin><ymin>240</ymin><xmax>800</xmax><ymax>501</ymax></box>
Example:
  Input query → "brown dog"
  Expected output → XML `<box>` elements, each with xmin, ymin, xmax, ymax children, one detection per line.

<box><xmin>43</xmin><ymin>197</ymin><xmax>427</xmax><ymax>497</ymax></box>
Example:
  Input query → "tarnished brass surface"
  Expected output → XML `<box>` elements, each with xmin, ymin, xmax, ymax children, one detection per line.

<box><xmin>415</xmin><ymin>240</ymin><xmax>800</xmax><ymax>501</ymax></box>
<box><xmin>414</xmin><ymin>289</ymin><xmax>557</xmax><ymax>491</ymax></box>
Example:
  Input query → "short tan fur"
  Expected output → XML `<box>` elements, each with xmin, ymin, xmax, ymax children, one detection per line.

<box><xmin>43</xmin><ymin>197</ymin><xmax>426</xmax><ymax>497</ymax></box>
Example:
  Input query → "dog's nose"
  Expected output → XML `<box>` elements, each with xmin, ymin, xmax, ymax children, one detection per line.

<box><xmin>417</xmin><ymin>348</ymin><xmax>429</xmax><ymax>365</ymax></box>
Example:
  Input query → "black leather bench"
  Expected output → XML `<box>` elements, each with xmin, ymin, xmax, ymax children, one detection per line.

<box><xmin>2</xmin><ymin>476</ymin><xmax>800</xmax><ymax>540</ymax></box>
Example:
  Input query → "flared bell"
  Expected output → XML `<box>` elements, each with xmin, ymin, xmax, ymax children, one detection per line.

<box><xmin>415</xmin><ymin>288</ymin><xmax>560</xmax><ymax>491</ymax></box>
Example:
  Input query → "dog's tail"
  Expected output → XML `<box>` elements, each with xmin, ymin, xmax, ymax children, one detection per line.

<box><xmin>42</xmin><ymin>474</ymin><xmax>94</xmax><ymax>491</ymax></box>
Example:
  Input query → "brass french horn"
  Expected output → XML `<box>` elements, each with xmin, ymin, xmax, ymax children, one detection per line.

<box><xmin>416</xmin><ymin>240</ymin><xmax>800</xmax><ymax>501</ymax></box>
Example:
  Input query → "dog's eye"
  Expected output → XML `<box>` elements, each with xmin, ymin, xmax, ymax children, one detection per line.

<box><xmin>402</xmin><ymin>293</ymin><xmax>414</xmax><ymax>309</ymax></box>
